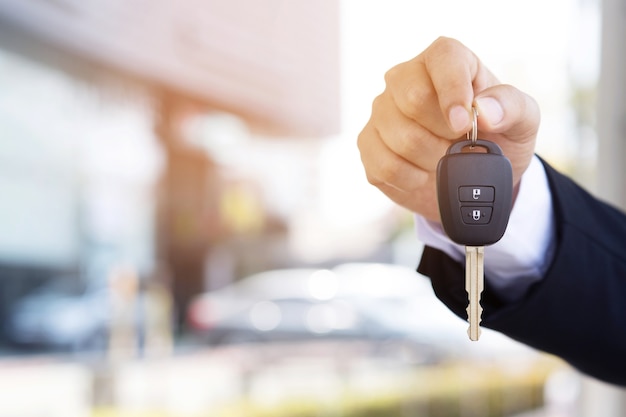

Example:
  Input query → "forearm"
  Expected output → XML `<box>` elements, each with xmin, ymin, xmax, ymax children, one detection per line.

<box><xmin>418</xmin><ymin>158</ymin><xmax>626</xmax><ymax>386</ymax></box>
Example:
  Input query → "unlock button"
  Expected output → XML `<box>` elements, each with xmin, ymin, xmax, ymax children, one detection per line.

<box><xmin>459</xmin><ymin>186</ymin><xmax>495</xmax><ymax>202</ymax></box>
<box><xmin>461</xmin><ymin>207</ymin><xmax>493</xmax><ymax>224</ymax></box>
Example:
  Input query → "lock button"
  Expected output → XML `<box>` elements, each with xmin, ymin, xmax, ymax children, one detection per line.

<box><xmin>461</xmin><ymin>207</ymin><xmax>493</xmax><ymax>224</ymax></box>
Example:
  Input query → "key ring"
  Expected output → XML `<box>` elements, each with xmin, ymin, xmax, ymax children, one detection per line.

<box><xmin>466</xmin><ymin>107</ymin><xmax>478</xmax><ymax>147</ymax></box>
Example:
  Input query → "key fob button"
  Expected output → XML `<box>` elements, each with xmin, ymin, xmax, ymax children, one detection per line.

<box><xmin>459</xmin><ymin>186</ymin><xmax>495</xmax><ymax>202</ymax></box>
<box><xmin>461</xmin><ymin>207</ymin><xmax>493</xmax><ymax>224</ymax></box>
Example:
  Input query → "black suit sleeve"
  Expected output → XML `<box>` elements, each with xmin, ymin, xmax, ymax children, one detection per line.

<box><xmin>418</xmin><ymin>158</ymin><xmax>626</xmax><ymax>386</ymax></box>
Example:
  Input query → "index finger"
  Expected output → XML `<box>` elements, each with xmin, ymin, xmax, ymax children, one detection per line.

<box><xmin>422</xmin><ymin>37</ymin><xmax>499</xmax><ymax>134</ymax></box>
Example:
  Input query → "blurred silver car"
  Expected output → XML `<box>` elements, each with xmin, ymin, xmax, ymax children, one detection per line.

<box><xmin>186</xmin><ymin>268</ymin><xmax>376</xmax><ymax>344</ymax></box>
<box><xmin>186</xmin><ymin>263</ymin><xmax>526</xmax><ymax>361</ymax></box>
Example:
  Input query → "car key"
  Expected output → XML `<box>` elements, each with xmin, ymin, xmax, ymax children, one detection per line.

<box><xmin>436</xmin><ymin>108</ymin><xmax>513</xmax><ymax>340</ymax></box>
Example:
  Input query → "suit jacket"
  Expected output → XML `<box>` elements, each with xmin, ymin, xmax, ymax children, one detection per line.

<box><xmin>418</xmin><ymin>159</ymin><xmax>626</xmax><ymax>386</ymax></box>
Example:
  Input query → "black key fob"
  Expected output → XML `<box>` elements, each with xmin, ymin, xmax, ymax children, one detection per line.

<box><xmin>436</xmin><ymin>139</ymin><xmax>513</xmax><ymax>246</ymax></box>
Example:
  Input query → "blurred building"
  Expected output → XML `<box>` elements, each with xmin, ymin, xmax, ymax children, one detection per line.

<box><xmin>0</xmin><ymin>0</ymin><xmax>340</xmax><ymax>334</ymax></box>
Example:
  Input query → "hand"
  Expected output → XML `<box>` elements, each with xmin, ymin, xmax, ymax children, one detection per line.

<box><xmin>357</xmin><ymin>37</ymin><xmax>540</xmax><ymax>222</ymax></box>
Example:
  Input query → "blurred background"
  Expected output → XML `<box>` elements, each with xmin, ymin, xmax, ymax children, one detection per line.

<box><xmin>0</xmin><ymin>0</ymin><xmax>623</xmax><ymax>416</ymax></box>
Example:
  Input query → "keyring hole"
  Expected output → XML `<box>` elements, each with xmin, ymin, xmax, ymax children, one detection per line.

<box><xmin>461</xmin><ymin>145</ymin><xmax>488</xmax><ymax>154</ymax></box>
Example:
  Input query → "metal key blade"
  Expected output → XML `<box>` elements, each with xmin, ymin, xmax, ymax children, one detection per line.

<box><xmin>465</xmin><ymin>245</ymin><xmax>484</xmax><ymax>341</ymax></box>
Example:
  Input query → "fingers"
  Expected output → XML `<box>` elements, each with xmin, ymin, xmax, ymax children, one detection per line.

<box><xmin>357</xmin><ymin>119</ymin><xmax>442</xmax><ymax>220</ymax></box>
<box><xmin>423</xmin><ymin>38</ymin><xmax>479</xmax><ymax>133</ymax></box>
<box><xmin>357</xmin><ymin>119</ymin><xmax>429</xmax><ymax>193</ymax></box>
<box><xmin>387</xmin><ymin>37</ymin><xmax>499</xmax><ymax>137</ymax></box>
<box><xmin>357</xmin><ymin>36</ymin><xmax>539</xmax><ymax>219</ymax></box>
<box><xmin>372</xmin><ymin>92</ymin><xmax>451</xmax><ymax>172</ymax></box>
<box><xmin>359</xmin><ymin>37</ymin><xmax>491</xmax><ymax>217</ymax></box>
<box><xmin>384</xmin><ymin>61</ymin><xmax>453</xmax><ymax>140</ymax></box>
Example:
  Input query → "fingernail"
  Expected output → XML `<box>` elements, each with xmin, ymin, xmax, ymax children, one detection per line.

<box><xmin>448</xmin><ymin>105</ymin><xmax>470</xmax><ymax>133</ymax></box>
<box><xmin>475</xmin><ymin>97</ymin><xmax>504</xmax><ymax>126</ymax></box>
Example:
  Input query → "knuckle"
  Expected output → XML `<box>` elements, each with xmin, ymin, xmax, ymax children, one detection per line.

<box><xmin>356</xmin><ymin>135</ymin><xmax>369</xmax><ymax>160</ymax></box>
<box><xmin>370</xmin><ymin>93</ymin><xmax>385</xmax><ymax>113</ymax></box>
<box><xmin>396</xmin><ymin>128</ymin><xmax>420</xmax><ymax>156</ymax></box>
<box><xmin>383</xmin><ymin>64</ymin><xmax>401</xmax><ymax>86</ymax></box>
<box><xmin>402</xmin><ymin>83</ymin><xmax>431</xmax><ymax>115</ymax></box>
<box><xmin>364</xmin><ymin>171</ymin><xmax>381</xmax><ymax>187</ymax></box>
<box><xmin>430</xmin><ymin>36</ymin><xmax>464</xmax><ymax>54</ymax></box>
<box><xmin>356</xmin><ymin>124</ymin><xmax>375</xmax><ymax>153</ymax></box>
<box><xmin>376</xmin><ymin>158</ymin><xmax>403</xmax><ymax>187</ymax></box>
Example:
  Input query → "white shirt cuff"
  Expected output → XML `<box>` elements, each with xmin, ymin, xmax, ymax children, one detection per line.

<box><xmin>416</xmin><ymin>155</ymin><xmax>556</xmax><ymax>299</ymax></box>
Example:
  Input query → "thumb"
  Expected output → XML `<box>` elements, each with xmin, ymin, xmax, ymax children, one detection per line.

<box><xmin>474</xmin><ymin>85</ymin><xmax>540</xmax><ymax>144</ymax></box>
<box><xmin>474</xmin><ymin>85</ymin><xmax>540</xmax><ymax>187</ymax></box>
